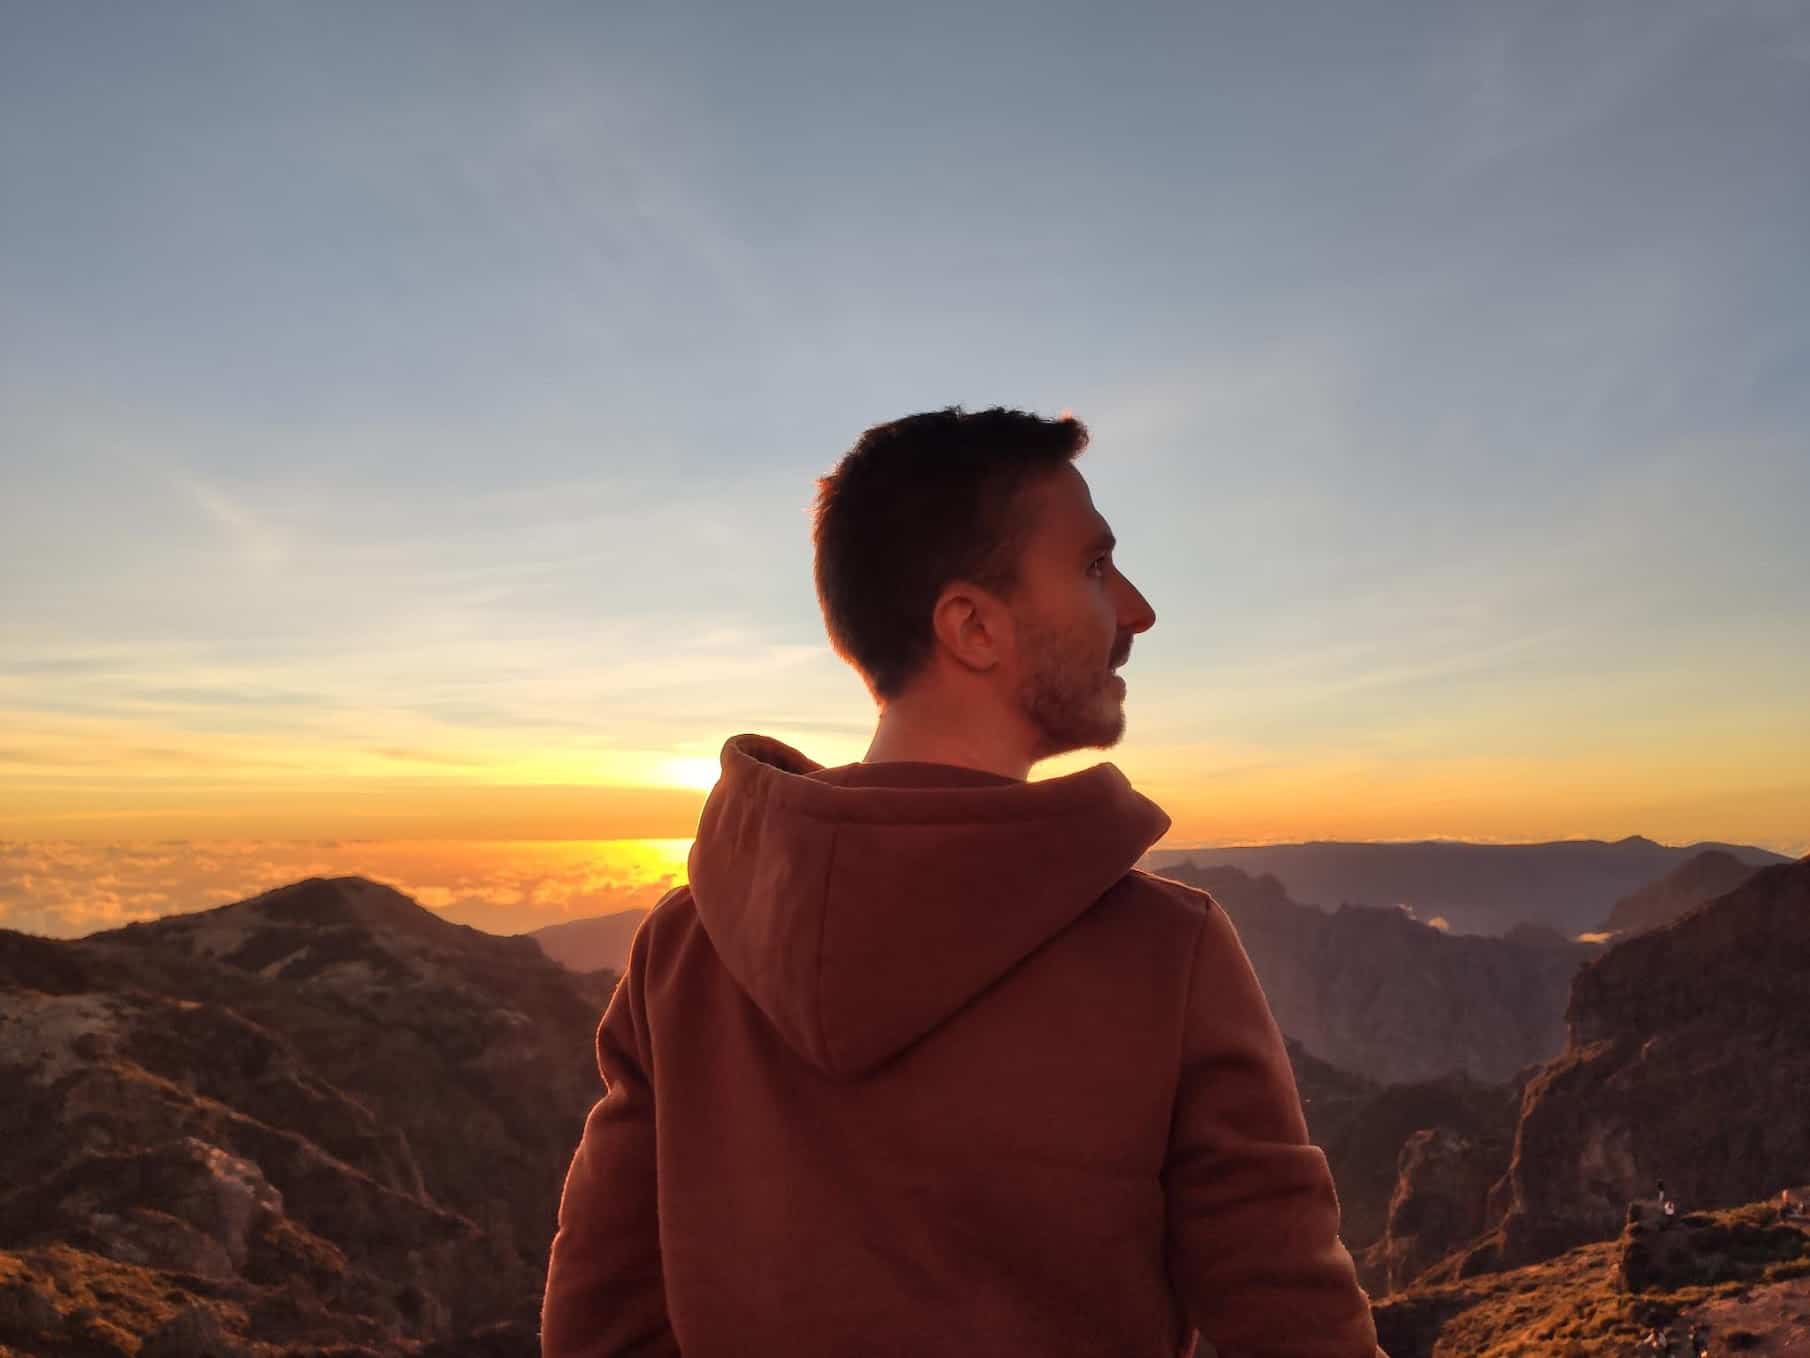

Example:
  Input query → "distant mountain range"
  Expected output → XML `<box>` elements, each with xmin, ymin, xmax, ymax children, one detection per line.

<box><xmin>1141</xmin><ymin>836</ymin><xmax>1793</xmax><ymax>937</ymax></box>
<box><xmin>514</xmin><ymin>836</ymin><xmax>1792</xmax><ymax>973</ymax></box>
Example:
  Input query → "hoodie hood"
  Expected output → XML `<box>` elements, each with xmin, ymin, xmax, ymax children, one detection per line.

<box><xmin>687</xmin><ymin>732</ymin><xmax>1171</xmax><ymax>1079</ymax></box>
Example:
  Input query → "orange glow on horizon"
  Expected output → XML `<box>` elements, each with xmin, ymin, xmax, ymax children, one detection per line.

<box><xmin>1</xmin><ymin>708</ymin><xmax>1802</xmax><ymax>856</ymax></box>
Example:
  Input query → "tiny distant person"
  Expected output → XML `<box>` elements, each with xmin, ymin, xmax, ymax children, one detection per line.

<box><xmin>541</xmin><ymin>409</ymin><xmax>1383</xmax><ymax>1357</ymax></box>
<box><xmin>1657</xmin><ymin>1177</ymin><xmax>1667</xmax><ymax>1207</ymax></box>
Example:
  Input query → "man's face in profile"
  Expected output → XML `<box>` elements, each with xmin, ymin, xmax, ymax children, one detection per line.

<box><xmin>1006</xmin><ymin>464</ymin><xmax>1156</xmax><ymax>761</ymax></box>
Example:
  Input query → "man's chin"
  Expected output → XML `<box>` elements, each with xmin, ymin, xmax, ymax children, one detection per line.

<box><xmin>1023</xmin><ymin>686</ymin><xmax>1127</xmax><ymax>760</ymax></box>
<box><xmin>1042</xmin><ymin>717</ymin><xmax>1122</xmax><ymax>760</ymax></box>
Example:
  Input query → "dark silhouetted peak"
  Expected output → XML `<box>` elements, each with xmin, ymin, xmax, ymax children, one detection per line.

<box><xmin>105</xmin><ymin>874</ymin><xmax>456</xmax><ymax>943</ymax></box>
<box><xmin>89</xmin><ymin>875</ymin><xmax>551</xmax><ymax>995</ymax></box>
<box><xmin>1598</xmin><ymin>848</ymin><xmax>1763</xmax><ymax>936</ymax></box>
<box><xmin>528</xmin><ymin>908</ymin><xmax>653</xmax><ymax>976</ymax></box>
<box><xmin>251</xmin><ymin>874</ymin><xmax>435</xmax><ymax>928</ymax></box>
<box><xmin>1571</xmin><ymin>855</ymin><xmax>1810</xmax><ymax>1047</ymax></box>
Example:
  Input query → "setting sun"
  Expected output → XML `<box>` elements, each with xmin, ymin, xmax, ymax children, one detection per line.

<box><xmin>659</xmin><ymin>756</ymin><xmax>724</xmax><ymax>793</ymax></box>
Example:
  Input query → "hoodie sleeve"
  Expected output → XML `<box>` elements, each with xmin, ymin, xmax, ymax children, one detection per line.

<box><xmin>541</xmin><ymin>920</ymin><xmax>680</xmax><ymax>1358</ymax></box>
<box><xmin>1163</xmin><ymin>899</ymin><xmax>1385</xmax><ymax>1358</ymax></box>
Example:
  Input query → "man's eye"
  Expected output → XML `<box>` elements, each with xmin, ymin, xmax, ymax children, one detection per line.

<box><xmin>1089</xmin><ymin>556</ymin><xmax>1107</xmax><ymax>575</ymax></box>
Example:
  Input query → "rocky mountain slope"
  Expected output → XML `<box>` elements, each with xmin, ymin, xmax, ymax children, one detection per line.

<box><xmin>1354</xmin><ymin>1080</ymin><xmax>1528</xmax><ymax>1297</ymax></box>
<box><xmin>1597</xmin><ymin>847</ymin><xmax>1761</xmax><ymax>936</ymax></box>
<box><xmin>1447</xmin><ymin>855</ymin><xmax>1810</xmax><ymax>1277</ymax></box>
<box><xmin>0</xmin><ymin>876</ymin><xmax>616</xmax><ymax>1356</ymax></box>
<box><xmin>1144</xmin><ymin>837</ymin><xmax>1791</xmax><ymax>937</ymax></box>
<box><xmin>1288</xmin><ymin>1040</ymin><xmax>1524</xmax><ymax>1282</ymax></box>
<box><xmin>1375</xmin><ymin>1191</ymin><xmax>1810</xmax><ymax>1357</ymax></box>
<box><xmin>1160</xmin><ymin>863</ymin><xmax>1596</xmax><ymax>1084</ymax></box>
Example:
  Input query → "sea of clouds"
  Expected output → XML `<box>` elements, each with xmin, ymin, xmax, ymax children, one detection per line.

<box><xmin>0</xmin><ymin>839</ymin><xmax>688</xmax><ymax>938</ymax></box>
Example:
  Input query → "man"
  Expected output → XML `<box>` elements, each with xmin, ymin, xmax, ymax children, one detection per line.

<box><xmin>542</xmin><ymin>407</ymin><xmax>1384</xmax><ymax>1357</ymax></box>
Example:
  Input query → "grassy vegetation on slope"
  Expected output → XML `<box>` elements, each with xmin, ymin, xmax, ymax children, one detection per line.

<box><xmin>1375</xmin><ymin>1197</ymin><xmax>1810</xmax><ymax>1357</ymax></box>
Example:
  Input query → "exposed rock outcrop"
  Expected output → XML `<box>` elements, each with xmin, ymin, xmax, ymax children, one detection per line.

<box><xmin>1374</xmin><ymin>1194</ymin><xmax>1810</xmax><ymax>1357</ymax></box>
<box><xmin>1285</xmin><ymin>1035</ymin><xmax>1524</xmax><ymax>1282</ymax></box>
<box><xmin>1363</xmin><ymin>1122</ymin><xmax>1514</xmax><ymax>1294</ymax></box>
<box><xmin>1459</xmin><ymin>857</ymin><xmax>1810</xmax><ymax>1274</ymax></box>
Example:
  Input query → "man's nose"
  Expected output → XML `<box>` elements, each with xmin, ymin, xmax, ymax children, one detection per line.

<box><xmin>1120</xmin><ymin>574</ymin><xmax>1156</xmax><ymax>634</ymax></box>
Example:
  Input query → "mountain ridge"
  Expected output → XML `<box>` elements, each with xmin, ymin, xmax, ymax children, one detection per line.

<box><xmin>1140</xmin><ymin>836</ymin><xmax>1792</xmax><ymax>936</ymax></box>
<box><xmin>1158</xmin><ymin>862</ymin><xmax>1597</xmax><ymax>1084</ymax></box>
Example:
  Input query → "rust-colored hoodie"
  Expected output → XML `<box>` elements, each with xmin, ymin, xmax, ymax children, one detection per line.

<box><xmin>542</xmin><ymin>734</ymin><xmax>1382</xmax><ymax>1358</ymax></box>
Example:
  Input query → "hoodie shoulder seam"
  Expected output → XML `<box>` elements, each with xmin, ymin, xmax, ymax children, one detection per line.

<box><xmin>640</xmin><ymin>883</ymin><xmax>697</xmax><ymax>953</ymax></box>
<box><xmin>1125</xmin><ymin>867</ymin><xmax>1219</xmax><ymax>916</ymax></box>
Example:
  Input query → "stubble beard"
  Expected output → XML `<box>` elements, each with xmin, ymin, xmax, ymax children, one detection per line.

<box><xmin>1015</xmin><ymin>612</ymin><xmax>1124</xmax><ymax>760</ymax></box>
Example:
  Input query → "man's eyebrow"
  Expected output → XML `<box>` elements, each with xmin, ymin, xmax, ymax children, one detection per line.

<box><xmin>1084</xmin><ymin>529</ymin><xmax>1117</xmax><ymax>556</ymax></box>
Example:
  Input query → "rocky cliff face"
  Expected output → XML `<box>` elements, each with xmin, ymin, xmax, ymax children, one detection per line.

<box><xmin>0</xmin><ymin>876</ymin><xmax>615</xmax><ymax>1356</ymax></box>
<box><xmin>1285</xmin><ymin>1034</ymin><xmax>1524</xmax><ymax>1286</ymax></box>
<box><xmin>1162</xmin><ymin>863</ymin><xmax>1596</xmax><ymax>1084</ymax></box>
<box><xmin>1598</xmin><ymin>847</ymin><xmax>1761</xmax><ymax>936</ymax></box>
<box><xmin>1361</xmin><ymin>1119</ymin><xmax>1516</xmax><ymax>1295</ymax></box>
<box><xmin>1463</xmin><ymin>856</ymin><xmax>1810</xmax><ymax>1274</ymax></box>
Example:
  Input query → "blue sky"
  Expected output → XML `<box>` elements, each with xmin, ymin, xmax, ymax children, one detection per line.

<box><xmin>2</xmin><ymin>0</ymin><xmax>1807</xmax><ymax>858</ymax></box>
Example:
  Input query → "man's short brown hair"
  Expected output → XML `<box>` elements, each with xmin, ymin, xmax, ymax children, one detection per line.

<box><xmin>812</xmin><ymin>406</ymin><xmax>1089</xmax><ymax>702</ymax></box>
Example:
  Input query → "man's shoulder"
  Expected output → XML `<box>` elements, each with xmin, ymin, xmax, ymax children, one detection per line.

<box><xmin>642</xmin><ymin>882</ymin><xmax>699</xmax><ymax>937</ymax></box>
<box><xmin>1106</xmin><ymin>868</ymin><xmax>1222</xmax><ymax>932</ymax></box>
<box><xmin>1114</xmin><ymin>872</ymin><xmax>1230</xmax><ymax>927</ymax></box>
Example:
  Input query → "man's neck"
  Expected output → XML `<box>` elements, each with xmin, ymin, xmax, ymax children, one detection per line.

<box><xmin>863</xmin><ymin>699</ymin><xmax>1033</xmax><ymax>781</ymax></box>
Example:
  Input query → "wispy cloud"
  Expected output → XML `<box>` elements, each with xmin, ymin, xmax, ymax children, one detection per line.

<box><xmin>177</xmin><ymin>472</ymin><xmax>291</xmax><ymax>570</ymax></box>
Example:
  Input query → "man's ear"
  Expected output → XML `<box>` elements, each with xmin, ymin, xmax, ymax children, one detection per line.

<box><xmin>930</xmin><ymin>582</ymin><xmax>1006</xmax><ymax>676</ymax></box>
